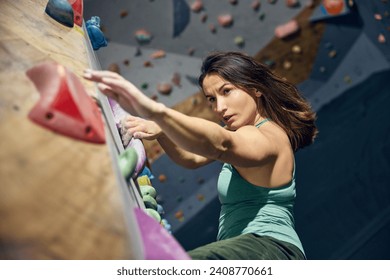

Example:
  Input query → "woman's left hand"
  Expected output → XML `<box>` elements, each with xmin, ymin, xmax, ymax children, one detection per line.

<box><xmin>83</xmin><ymin>69</ymin><xmax>163</xmax><ymax>119</ymax></box>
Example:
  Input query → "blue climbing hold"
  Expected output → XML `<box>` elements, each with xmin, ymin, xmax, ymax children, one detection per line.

<box><xmin>139</xmin><ymin>166</ymin><xmax>155</xmax><ymax>180</ymax></box>
<box><xmin>45</xmin><ymin>0</ymin><xmax>74</xmax><ymax>28</ymax></box>
<box><xmin>86</xmin><ymin>16</ymin><xmax>108</xmax><ymax>50</ymax></box>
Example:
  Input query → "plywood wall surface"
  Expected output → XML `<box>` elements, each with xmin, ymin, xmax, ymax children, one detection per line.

<box><xmin>0</xmin><ymin>0</ymin><xmax>135</xmax><ymax>259</ymax></box>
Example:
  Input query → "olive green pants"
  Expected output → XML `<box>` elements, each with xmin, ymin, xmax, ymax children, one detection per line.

<box><xmin>188</xmin><ymin>234</ymin><xmax>305</xmax><ymax>260</ymax></box>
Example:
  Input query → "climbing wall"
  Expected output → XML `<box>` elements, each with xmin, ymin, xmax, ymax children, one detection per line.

<box><xmin>0</xmin><ymin>0</ymin><xmax>188</xmax><ymax>260</ymax></box>
<box><xmin>0</xmin><ymin>0</ymin><xmax>137</xmax><ymax>259</ymax></box>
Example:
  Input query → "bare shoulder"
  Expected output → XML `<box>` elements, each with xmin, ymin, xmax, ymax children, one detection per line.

<box><xmin>236</xmin><ymin>121</ymin><xmax>289</xmax><ymax>153</ymax></box>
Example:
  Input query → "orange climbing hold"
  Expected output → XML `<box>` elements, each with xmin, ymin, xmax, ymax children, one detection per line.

<box><xmin>323</xmin><ymin>0</ymin><xmax>344</xmax><ymax>15</ymax></box>
<box><xmin>26</xmin><ymin>62</ymin><xmax>105</xmax><ymax>144</ymax></box>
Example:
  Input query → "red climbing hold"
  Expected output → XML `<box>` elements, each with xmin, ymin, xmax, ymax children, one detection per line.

<box><xmin>26</xmin><ymin>62</ymin><xmax>105</xmax><ymax>144</ymax></box>
<box><xmin>68</xmin><ymin>0</ymin><xmax>83</xmax><ymax>27</ymax></box>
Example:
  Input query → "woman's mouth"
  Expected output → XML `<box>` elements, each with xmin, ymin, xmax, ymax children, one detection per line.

<box><xmin>223</xmin><ymin>115</ymin><xmax>233</xmax><ymax>123</ymax></box>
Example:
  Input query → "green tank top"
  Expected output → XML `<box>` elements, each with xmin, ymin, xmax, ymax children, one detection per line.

<box><xmin>216</xmin><ymin>119</ymin><xmax>304</xmax><ymax>255</ymax></box>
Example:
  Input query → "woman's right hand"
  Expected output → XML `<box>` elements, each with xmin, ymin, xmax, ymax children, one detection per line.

<box><xmin>120</xmin><ymin>115</ymin><xmax>163</xmax><ymax>145</ymax></box>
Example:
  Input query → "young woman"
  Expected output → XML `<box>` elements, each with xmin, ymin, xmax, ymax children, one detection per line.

<box><xmin>84</xmin><ymin>51</ymin><xmax>318</xmax><ymax>260</ymax></box>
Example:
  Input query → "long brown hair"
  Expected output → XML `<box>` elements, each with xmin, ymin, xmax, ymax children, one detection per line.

<box><xmin>198</xmin><ymin>51</ymin><xmax>318</xmax><ymax>151</ymax></box>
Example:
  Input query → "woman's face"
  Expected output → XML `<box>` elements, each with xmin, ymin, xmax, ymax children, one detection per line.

<box><xmin>202</xmin><ymin>74</ymin><xmax>261</xmax><ymax>130</ymax></box>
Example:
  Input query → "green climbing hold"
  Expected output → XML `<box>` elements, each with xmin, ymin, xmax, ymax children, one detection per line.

<box><xmin>143</xmin><ymin>195</ymin><xmax>158</xmax><ymax>210</ymax></box>
<box><xmin>140</xmin><ymin>185</ymin><xmax>157</xmax><ymax>198</ymax></box>
<box><xmin>145</xmin><ymin>208</ymin><xmax>161</xmax><ymax>223</ymax></box>
<box><xmin>118</xmin><ymin>148</ymin><xmax>138</xmax><ymax>179</ymax></box>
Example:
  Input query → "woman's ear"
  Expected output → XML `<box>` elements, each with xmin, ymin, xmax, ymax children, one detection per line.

<box><xmin>255</xmin><ymin>89</ymin><xmax>262</xmax><ymax>98</ymax></box>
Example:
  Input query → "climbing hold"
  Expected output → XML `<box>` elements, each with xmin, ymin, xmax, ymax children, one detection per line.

<box><xmin>158</xmin><ymin>174</ymin><xmax>167</xmax><ymax>183</ymax></box>
<box><xmin>286</xmin><ymin>0</ymin><xmax>300</xmax><ymax>8</ymax></box>
<box><xmin>217</xmin><ymin>14</ymin><xmax>234</xmax><ymax>27</ymax></box>
<box><xmin>140</xmin><ymin>185</ymin><xmax>157</xmax><ymax>198</ymax></box>
<box><xmin>200</xmin><ymin>13</ymin><xmax>208</xmax><ymax>23</ymax></box>
<box><xmin>251</xmin><ymin>0</ymin><xmax>261</xmax><ymax>11</ymax></box>
<box><xmin>45</xmin><ymin>0</ymin><xmax>74</xmax><ymax>28</ymax></box>
<box><xmin>323</xmin><ymin>0</ymin><xmax>345</xmax><ymax>15</ymax></box>
<box><xmin>86</xmin><ymin>16</ymin><xmax>108</xmax><ymax>50</ymax></box>
<box><xmin>275</xmin><ymin>19</ymin><xmax>299</xmax><ymax>39</ymax></box>
<box><xmin>171</xmin><ymin>72</ymin><xmax>181</xmax><ymax>87</ymax></box>
<box><xmin>325</xmin><ymin>42</ymin><xmax>333</xmax><ymax>49</ymax></box>
<box><xmin>191</xmin><ymin>0</ymin><xmax>203</xmax><ymax>13</ymax></box>
<box><xmin>137</xmin><ymin>174</ymin><xmax>152</xmax><ymax>186</ymax></box>
<box><xmin>268</xmin><ymin>0</ymin><xmax>276</xmax><ymax>4</ymax></box>
<box><xmin>27</xmin><ymin>62</ymin><xmax>105</xmax><ymax>144</ymax></box>
<box><xmin>234</xmin><ymin>36</ymin><xmax>245</xmax><ymax>47</ymax></box>
<box><xmin>135</xmin><ymin>29</ymin><xmax>152</xmax><ymax>44</ymax></box>
<box><xmin>187</xmin><ymin>47</ymin><xmax>196</xmax><ymax>56</ymax></box>
<box><xmin>209</xmin><ymin>23</ymin><xmax>217</xmax><ymax>33</ymax></box>
<box><xmin>161</xmin><ymin>219</ymin><xmax>172</xmax><ymax>232</ymax></box>
<box><xmin>126</xmin><ymin>138</ymin><xmax>146</xmax><ymax>179</ymax></box>
<box><xmin>192</xmin><ymin>97</ymin><xmax>199</xmax><ymax>106</ymax></box>
<box><xmin>107</xmin><ymin>63</ymin><xmax>120</xmax><ymax>74</ymax></box>
<box><xmin>374</xmin><ymin>13</ymin><xmax>382</xmax><ymax>21</ymax></box>
<box><xmin>143</xmin><ymin>195</ymin><xmax>158</xmax><ymax>210</ymax></box>
<box><xmin>68</xmin><ymin>0</ymin><xmax>83</xmax><ymax>27</ymax></box>
<box><xmin>378</xmin><ymin>33</ymin><xmax>386</xmax><ymax>44</ymax></box>
<box><xmin>175</xmin><ymin>210</ymin><xmax>184</xmax><ymax>220</ymax></box>
<box><xmin>157</xmin><ymin>204</ymin><xmax>165</xmax><ymax>215</ymax></box>
<box><xmin>196</xmin><ymin>194</ymin><xmax>205</xmax><ymax>201</ymax></box>
<box><xmin>263</xmin><ymin>59</ymin><xmax>275</xmax><ymax>68</ymax></box>
<box><xmin>134</xmin><ymin>47</ymin><xmax>142</xmax><ymax>56</ymax></box>
<box><xmin>123</xmin><ymin>59</ymin><xmax>130</xmax><ymax>66</ymax></box>
<box><xmin>141</xmin><ymin>82</ymin><xmax>149</xmax><ymax>90</ymax></box>
<box><xmin>145</xmin><ymin>208</ymin><xmax>162</xmax><ymax>222</ymax></box>
<box><xmin>120</xmin><ymin>10</ymin><xmax>128</xmax><ymax>18</ymax></box>
<box><xmin>283</xmin><ymin>60</ymin><xmax>292</xmax><ymax>70</ymax></box>
<box><xmin>258</xmin><ymin>13</ymin><xmax>266</xmax><ymax>21</ymax></box>
<box><xmin>328</xmin><ymin>50</ymin><xmax>337</xmax><ymax>58</ymax></box>
<box><xmin>139</xmin><ymin>166</ymin><xmax>155</xmax><ymax>180</ymax></box>
<box><xmin>157</xmin><ymin>83</ymin><xmax>173</xmax><ymax>95</ymax></box>
<box><xmin>343</xmin><ymin>75</ymin><xmax>352</xmax><ymax>84</ymax></box>
<box><xmin>143</xmin><ymin>61</ymin><xmax>153</xmax><ymax>67</ymax></box>
<box><xmin>291</xmin><ymin>44</ymin><xmax>302</xmax><ymax>54</ymax></box>
<box><xmin>150</xmin><ymin>50</ymin><xmax>166</xmax><ymax>59</ymax></box>
<box><xmin>118</xmin><ymin>148</ymin><xmax>138</xmax><ymax>179</ymax></box>
<box><xmin>229</xmin><ymin>0</ymin><xmax>238</xmax><ymax>5</ymax></box>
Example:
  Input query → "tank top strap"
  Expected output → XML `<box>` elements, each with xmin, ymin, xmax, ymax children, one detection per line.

<box><xmin>255</xmin><ymin>118</ymin><xmax>270</xmax><ymax>128</ymax></box>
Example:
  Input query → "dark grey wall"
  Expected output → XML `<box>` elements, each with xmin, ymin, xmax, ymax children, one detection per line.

<box><xmin>295</xmin><ymin>70</ymin><xmax>390</xmax><ymax>259</ymax></box>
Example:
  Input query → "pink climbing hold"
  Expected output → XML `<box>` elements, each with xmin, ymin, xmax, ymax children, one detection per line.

<box><xmin>275</xmin><ymin>19</ymin><xmax>300</xmax><ymax>39</ymax></box>
<box><xmin>218</xmin><ymin>14</ymin><xmax>233</xmax><ymax>27</ymax></box>
<box><xmin>191</xmin><ymin>0</ymin><xmax>203</xmax><ymax>13</ymax></box>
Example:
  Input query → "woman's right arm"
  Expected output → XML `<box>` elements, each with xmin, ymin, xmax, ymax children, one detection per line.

<box><xmin>121</xmin><ymin>116</ymin><xmax>214</xmax><ymax>169</ymax></box>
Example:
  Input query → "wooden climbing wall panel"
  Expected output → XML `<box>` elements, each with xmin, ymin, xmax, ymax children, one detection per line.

<box><xmin>0</xmin><ymin>0</ymin><xmax>138</xmax><ymax>259</ymax></box>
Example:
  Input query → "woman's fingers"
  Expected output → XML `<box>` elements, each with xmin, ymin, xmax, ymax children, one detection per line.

<box><xmin>83</xmin><ymin>69</ymin><xmax>123</xmax><ymax>82</ymax></box>
<box><xmin>84</xmin><ymin>69</ymin><xmax>156</xmax><ymax>118</ymax></box>
<box><xmin>96</xmin><ymin>83</ymin><xmax>119</xmax><ymax>100</ymax></box>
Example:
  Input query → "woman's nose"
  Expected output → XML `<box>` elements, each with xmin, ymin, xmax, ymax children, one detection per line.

<box><xmin>215</xmin><ymin>98</ymin><xmax>227</xmax><ymax>113</ymax></box>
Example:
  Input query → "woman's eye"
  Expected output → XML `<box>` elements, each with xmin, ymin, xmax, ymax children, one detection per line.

<box><xmin>223</xmin><ymin>89</ymin><xmax>231</xmax><ymax>94</ymax></box>
<box><xmin>208</xmin><ymin>97</ymin><xmax>215</xmax><ymax>103</ymax></box>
